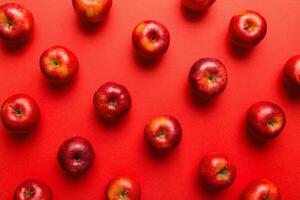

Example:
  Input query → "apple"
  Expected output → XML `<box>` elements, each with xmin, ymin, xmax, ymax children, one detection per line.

<box><xmin>241</xmin><ymin>179</ymin><xmax>281</xmax><ymax>200</ymax></box>
<box><xmin>72</xmin><ymin>0</ymin><xmax>112</xmax><ymax>23</ymax></box>
<box><xmin>40</xmin><ymin>46</ymin><xmax>79</xmax><ymax>83</ymax></box>
<box><xmin>0</xmin><ymin>94</ymin><xmax>40</xmax><ymax>133</ymax></box>
<box><xmin>93</xmin><ymin>82</ymin><xmax>131</xmax><ymax>121</ymax></box>
<box><xmin>188</xmin><ymin>58</ymin><xmax>228</xmax><ymax>99</ymax></box>
<box><xmin>144</xmin><ymin>115</ymin><xmax>182</xmax><ymax>151</ymax></box>
<box><xmin>132</xmin><ymin>20</ymin><xmax>170</xmax><ymax>59</ymax></box>
<box><xmin>182</xmin><ymin>0</ymin><xmax>216</xmax><ymax>11</ymax></box>
<box><xmin>0</xmin><ymin>3</ymin><xmax>34</xmax><ymax>44</ymax></box>
<box><xmin>283</xmin><ymin>55</ymin><xmax>300</xmax><ymax>89</ymax></box>
<box><xmin>57</xmin><ymin>136</ymin><xmax>95</xmax><ymax>176</ymax></box>
<box><xmin>14</xmin><ymin>179</ymin><xmax>52</xmax><ymax>200</ymax></box>
<box><xmin>106</xmin><ymin>176</ymin><xmax>141</xmax><ymax>200</ymax></box>
<box><xmin>199</xmin><ymin>152</ymin><xmax>236</xmax><ymax>190</ymax></box>
<box><xmin>247</xmin><ymin>101</ymin><xmax>286</xmax><ymax>140</ymax></box>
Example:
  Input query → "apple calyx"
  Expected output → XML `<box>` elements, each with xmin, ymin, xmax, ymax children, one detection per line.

<box><xmin>155</xmin><ymin>128</ymin><xmax>167</xmax><ymax>139</ymax></box>
<box><xmin>24</xmin><ymin>188</ymin><xmax>34</xmax><ymax>198</ymax></box>
<box><xmin>216</xmin><ymin>167</ymin><xmax>228</xmax><ymax>179</ymax></box>
<box><xmin>108</xmin><ymin>98</ymin><xmax>117</xmax><ymax>107</ymax></box>
<box><xmin>119</xmin><ymin>190</ymin><xmax>127</xmax><ymax>199</ymax></box>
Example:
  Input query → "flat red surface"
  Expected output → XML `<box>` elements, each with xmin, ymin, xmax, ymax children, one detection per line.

<box><xmin>0</xmin><ymin>0</ymin><xmax>300</xmax><ymax>199</ymax></box>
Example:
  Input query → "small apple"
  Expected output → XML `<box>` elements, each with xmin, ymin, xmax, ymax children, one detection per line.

<box><xmin>182</xmin><ymin>0</ymin><xmax>216</xmax><ymax>11</ymax></box>
<box><xmin>188</xmin><ymin>58</ymin><xmax>228</xmax><ymax>99</ymax></box>
<box><xmin>0</xmin><ymin>94</ymin><xmax>40</xmax><ymax>133</ymax></box>
<box><xmin>106</xmin><ymin>176</ymin><xmax>141</xmax><ymax>200</ymax></box>
<box><xmin>14</xmin><ymin>179</ymin><xmax>52</xmax><ymax>200</ymax></box>
<box><xmin>40</xmin><ymin>46</ymin><xmax>79</xmax><ymax>83</ymax></box>
<box><xmin>247</xmin><ymin>101</ymin><xmax>286</xmax><ymax>140</ymax></box>
<box><xmin>132</xmin><ymin>20</ymin><xmax>170</xmax><ymax>59</ymax></box>
<box><xmin>241</xmin><ymin>179</ymin><xmax>281</xmax><ymax>200</ymax></box>
<box><xmin>57</xmin><ymin>136</ymin><xmax>95</xmax><ymax>176</ymax></box>
<box><xmin>93</xmin><ymin>82</ymin><xmax>131</xmax><ymax>121</ymax></box>
<box><xmin>72</xmin><ymin>0</ymin><xmax>112</xmax><ymax>23</ymax></box>
<box><xmin>283</xmin><ymin>55</ymin><xmax>300</xmax><ymax>89</ymax></box>
<box><xmin>0</xmin><ymin>3</ymin><xmax>34</xmax><ymax>43</ymax></box>
<box><xmin>144</xmin><ymin>115</ymin><xmax>182</xmax><ymax>151</ymax></box>
<box><xmin>199</xmin><ymin>152</ymin><xmax>236</xmax><ymax>190</ymax></box>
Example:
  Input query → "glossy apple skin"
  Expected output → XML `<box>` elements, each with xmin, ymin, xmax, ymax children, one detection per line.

<box><xmin>72</xmin><ymin>0</ymin><xmax>112</xmax><ymax>23</ymax></box>
<box><xmin>14</xmin><ymin>179</ymin><xmax>52</xmax><ymax>200</ymax></box>
<box><xmin>241</xmin><ymin>179</ymin><xmax>281</xmax><ymax>200</ymax></box>
<box><xmin>0</xmin><ymin>94</ymin><xmax>40</xmax><ymax>133</ymax></box>
<box><xmin>182</xmin><ymin>0</ymin><xmax>216</xmax><ymax>11</ymax></box>
<box><xmin>93</xmin><ymin>82</ymin><xmax>131</xmax><ymax>121</ymax></box>
<box><xmin>229</xmin><ymin>10</ymin><xmax>267</xmax><ymax>48</ymax></box>
<box><xmin>188</xmin><ymin>58</ymin><xmax>228</xmax><ymax>99</ymax></box>
<box><xmin>0</xmin><ymin>3</ymin><xmax>34</xmax><ymax>43</ymax></box>
<box><xmin>247</xmin><ymin>101</ymin><xmax>286</xmax><ymax>140</ymax></box>
<box><xmin>199</xmin><ymin>152</ymin><xmax>236</xmax><ymax>190</ymax></box>
<box><xmin>40</xmin><ymin>46</ymin><xmax>79</xmax><ymax>83</ymax></box>
<box><xmin>106</xmin><ymin>176</ymin><xmax>141</xmax><ymax>200</ymax></box>
<box><xmin>144</xmin><ymin>115</ymin><xmax>182</xmax><ymax>151</ymax></box>
<box><xmin>132</xmin><ymin>20</ymin><xmax>170</xmax><ymax>59</ymax></box>
<box><xmin>57</xmin><ymin>136</ymin><xmax>95</xmax><ymax>176</ymax></box>
<box><xmin>283</xmin><ymin>55</ymin><xmax>300</xmax><ymax>89</ymax></box>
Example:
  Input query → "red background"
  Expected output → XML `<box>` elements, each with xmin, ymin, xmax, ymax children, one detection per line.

<box><xmin>0</xmin><ymin>0</ymin><xmax>300</xmax><ymax>199</ymax></box>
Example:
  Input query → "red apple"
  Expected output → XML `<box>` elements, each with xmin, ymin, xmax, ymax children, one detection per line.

<box><xmin>241</xmin><ymin>179</ymin><xmax>281</xmax><ymax>200</ymax></box>
<box><xmin>247</xmin><ymin>101</ymin><xmax>286</xmax><ymax>140</ymax></box>
<box><xmin>72</xmin><ymin>0</ymin><xmax>112</xmax><ymax>23</ymax></box>
<box><xmin>40</xmin><ymin>46</ymin><xmax>79</xmax><ymax>83</ymax></box>
<box><xmin>132</xmin><ymin>20</ymin><xmax>170</xmax><ymax>59</ymax></box>
<box><xmin>93</xmin><ymin>82</ymin><xmax>131</xmax><ymax>121</ymax></box>
<box><xmin>0</xmin><ymin>94</ymin><xmax>40</xmax><ymax>133</ymax></box>
<box><xmin>283</xmin><ymin>55</ymin><xmax>300</xmax><ymax>89</ymax></box>
<box><xmin>144</xmin><ymin>115</ymin><xmax>182</xmax><ymax>151</ymax></box>
<box><xmin>188</xmin><ymin>58</ymin><xmax>228</xmax><ymax>99</ymax></box>
<box><xmin>199</xmin><ymin>152</ymin><xmax>236</xmax><ymax>190</ymax></box>
<box><xmin>229</xmin><ymin>10</ymin><xmax>267</xmax><ymax>48</ymax></box>
<box><xmin>182</xmin><ymin>0</ymin><xmax>216</xmax><ymax>11</ymax></box>
<box><xmin>106</xmin><ymin>176</ymin><xmax>141</xmax><ymax>200</ymax></box>
<box><xmin>0</xmin><ymin>3</ymin><xmax>34</xmax><ymax>44</ymax></box>
<box><xmin>57</xmin><ymin>136</ymin><xmax>95</xmax><ymax>176</ymax></box>
<box><xmin>14</xmin><ymin>179</ymin><xmax>52</xmax><ymax>200</ymax></box>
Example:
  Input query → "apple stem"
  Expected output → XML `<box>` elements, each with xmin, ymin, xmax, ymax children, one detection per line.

<box><xmin>9</xmin><ymin>105</ymin><xmax>22</xmax><ymax>115</ymax></box>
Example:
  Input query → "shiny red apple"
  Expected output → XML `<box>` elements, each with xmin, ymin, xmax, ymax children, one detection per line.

<box><xmin>283</xmin><ymin>55</ymin><xmax>300</xmax><ymax>89</ymax></box>
<box><xmin>182</xmin><ymin>0</ymin><xmax>216</xmax><ymax>11</ymax></box>
<box><xmin>241</xmin><ymin>179</ymin><xmax>281</xmax><ymax>200</ymax></box>
<box><xmin>229</xmin><ymin>10</ymin><xmax>267</xmax><ymax>48</ymax></box>
<box><xmin>14</xmin><ymin>179</ymin><xmax>52</xmax><ymax>200</ymax></box>
<box><xmin>132</xmin><ymin>20</ymin><xmax>170</xmax><ymax>59</ymax></box>
<box><xmin>0</xmin><ymin>3</ymin><xmax>34</xmax><ymax>44</ymax></box>
<box><xmin>106</xmin><ymin>176</ymin><xmax>141</xmax><ymax>200</ymax></box>
<box><xmin>199</xmin><ymin>152</ymin><xmax>236</xmax><ymax>190</ymax></box>
<box><xmin>247</xmin><ymin>101</ymin><xmax>286</xmax><ymax>140</ymax></box>
<box><xmin>40</xmin><ymin>46</ymin><xmax>79</xmax><ymax>84</ymax></box>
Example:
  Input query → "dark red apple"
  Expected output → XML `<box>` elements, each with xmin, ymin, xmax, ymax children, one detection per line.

<box><xmin>199</xmin><ymin>152</ymin><xmax>236</xmax><ymax>190</ymax></box>
<box><xmin>0</xmin><ymin>94</ymin><xmax>40</xmax><ymax>133</ymax></box>
<box><xmin>182</xmin><ymin>0</ymin><xmax>216</xmax><ymax>11</ymax></box>
<box><xmin>188</xmin><ymin>58</ymin><xmax>228</xmax><ymax>99</ymax></box>
<box><xmin>72</xmin><ymin>0</ymin><xmax>112</xmax><ymax>23</ymax></box>
<box><xmin>14</xmin><ymin>179</ymin><xmax>52</xmax><ymax>200</ymax></box>
<box><xmin>0</xmin><ymin>3</ymin><xmax>34</xmax><ymax>43</ymax></box>
<box><xmin>241</xmin><ymin>179</ymin><xmax>281</xmax><ymax>200</ymax></box>
<box><xmin>93</xmin><ymin>82</ymin><xmax>131</xmax><ymax>121</ymax></box>
<box><xmin>247</xmin><ymin>101</ymin><xmax>286</xmax><ymax>140</ymax></box>
<box><xmin>132</xmin><ymin>20</ymin><xmax>170</xmax><ymax>59</ymax></box>
<box><xmin>40</xmin><ymin>46</ymin><xmax>79</xmax><ymax>83</ymax></box>
<box><xmin>144</xmin><ymin>115</ymin><xmax>182</xmax><ymax>151</ymax></box>
<box><xmin>57</xmin><ymin>136</ymin><xmax>95</xmax><ymax>176</ymax></box>
<box><xmin>283</xmin><ymin>55</ymin><xmax>300</xmax><ymax>89</ymax></box>
<box><xmin>229</xmin><ymin>10</ymin><xmax>267</xmax><ymax>48</ymax></box>
<box><xmin>106</xmin><ymin>176</ymin><xmax>141</xmax><ymax>200</ymax></box>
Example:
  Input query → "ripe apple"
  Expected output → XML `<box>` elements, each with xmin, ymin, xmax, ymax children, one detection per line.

<box><xmin>40</xmin><ymin>46</ymin><xmax>79</xmax><ymax>84</ymax></box>
<box><xmin>93</xmin><ymin>82</ymin><xmax>131</xmax><ymax>121</ymax></box>
<box><xmin>283</xmin><ymin>55</ymin><xmax>300</xmax><ymax>89</ymax></box>
<box><xmin>229</xmin><ymin>10</ymin><xmax>267</xmax><ymax>48</ymax></box>
<box><xmin>0</xmin><ymin>3</ymin><xmax>34</xmax><ymax>43</ymax></box>
<box><xmin>72</xmin><ymin>0</ymin><xmax>112</xmax><ymax>23</ymax></box>
<box><xmin>132</xmin><ymin>20</ymin><xmax>170</xmax><ymax>59</ymax></box>
<box><xmin>247</xmin><ymin>101</ymin><xmax>286</xmax><ymax>140</ymax></box>
<box><xmin>182</xmin><ymin>0</ymin><xmax>216</xmax><ymax>11</ymax></box>
<box><xmin>0</xmin><ymin>94</ymin><xmax>40</xmax><ymax>133</ymax></box>
<box><xmin>188</xmin><ymin>58</ymin><xmax>228</xmax><ymax>99</ymax></box>
<box><xmin>106</xmin><ymin>176</ymin><xmax>141</xmax><ymax>200</ymax></box>
<box><xmin>241</xmin><ymin>179</ymin><xmax>281</xmax><ymax>200</ymax></box>
<box><xmin>57</xmin><ymin>136</ymin><xmax>95</xmax><ymax>176</ymax></box>
<box><xmin>14</xmin><ymin>179</ymin><xmax>52</xmax><ymax>200</ymax></box>
<box><xmin>144</xmin><ymin>115</ymin><xmax>182</xmax><ymax>151</ymax></box>
<box><xmin>199</xmin><ymin>152</ymin><xmax>236</xmax><ymax>190</ymax></box>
